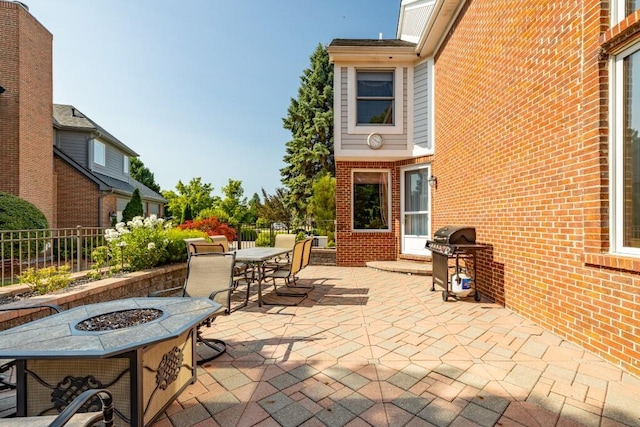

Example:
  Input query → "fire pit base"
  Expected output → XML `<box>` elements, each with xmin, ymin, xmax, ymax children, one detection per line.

<box><xmin>0</xmin><ymin>297</ymin><xmax>221</xmax><ymax>427</ymax></box>
<box><xmin>21</xmin><ymin>328</ymin><xmax>195</xmax><ymax>426</ymax></box>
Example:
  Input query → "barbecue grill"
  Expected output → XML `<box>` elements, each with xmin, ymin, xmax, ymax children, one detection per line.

<box><xmin>426</xmin><ymin>226</ymin><xmax>489</xmax><ymax>301</ymax></box>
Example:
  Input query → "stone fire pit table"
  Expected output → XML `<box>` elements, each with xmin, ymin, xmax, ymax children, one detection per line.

<box><xmin>0</xmin><ymin>297</ymin><xmax>221</xmax><ymax>426</ymax></box>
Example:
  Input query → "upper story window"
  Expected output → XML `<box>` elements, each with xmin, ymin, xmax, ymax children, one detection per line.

<box><xmin>357</xmin><ymin>71</ymin><xmax>394</xmax><ymax>125</ymax></box>
<box><xmin>347</xmin><ymin>66</ymin><xmax>403</xmax><ymax>135</ymax></box>
<box><xmin>93</xmin><ymin>139</ymin><xmax>105</xmax><ymax>166</ymax></box>
<box><xmin>123</xmin><ymin>156</ymin><xmax>130</xmax><ymax>175</ymax></box>
<box><xmin>611</xmin><ymin>31</ymin><xmax>640</xmax><ymax>255</ymax></box>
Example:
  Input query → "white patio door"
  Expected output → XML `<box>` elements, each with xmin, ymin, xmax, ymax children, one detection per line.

<box><xmin>401</xmin><ymin>165</ymin><xmax>431</xmax><ymax>255</ymax></box>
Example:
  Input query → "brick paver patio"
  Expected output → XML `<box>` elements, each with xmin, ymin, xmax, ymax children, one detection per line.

<box><xmin>149</xmin><ymin>265</ymin><xmax>640</xmax><ymax>427</ymax></box>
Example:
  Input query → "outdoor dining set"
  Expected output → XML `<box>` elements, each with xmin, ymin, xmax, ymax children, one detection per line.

<box><xmin>0</xmin><ymin>234</ymin><xmax>313</xmax><ymax>426</ymax></box>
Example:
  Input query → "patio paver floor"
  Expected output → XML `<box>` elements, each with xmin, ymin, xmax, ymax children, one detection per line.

<box><xmin>2</xmin><ymin>265</ymin><xmax>639</xmax><ymax>426</ymax></box>
<box><xmin>155</xmin><ymin>265</ymin><xmax>640</xmax><ymax>427</ymax></box>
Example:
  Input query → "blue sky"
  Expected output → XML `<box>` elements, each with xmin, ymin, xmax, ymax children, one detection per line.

<box><xmin>24</xmin><ymin>0</ymin><xmax>400</xmax><ymax>199</ymax></box>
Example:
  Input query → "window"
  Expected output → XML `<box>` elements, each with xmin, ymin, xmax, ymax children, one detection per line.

<box><xmin>357</xmin><ymin>71</ymin><xmax>394</xmax><ymax>125</ymax></box>
<box><xmin>123</xmin><ymin>156</ymin><xmax>129</xmax><ymax>175</ymax></box>
<box><xmin>347</xmin><ymin>66</ymin><xmax>404</xmax><ymax>135</ymax></box>
<box><xmin>613</xmin><ymin>1</ymin><xmax>640</xmax><ymax>24</ymax></box>
<box><xmin>352</xmin><ymin>170</ymin><xmax>390</xmax><ymax>231</ymax></box>
<box><xmin>612</xmin><ymin>41</ymin><xmax>640</xmax><ymax>253</ymax></box>
<box><xmin>93</xmin><ymin>140</ymin><xmax>105</xmax><ymax>166</ymax></box>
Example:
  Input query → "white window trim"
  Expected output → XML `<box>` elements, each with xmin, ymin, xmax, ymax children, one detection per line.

<box><xmin>347</xmin><ymin>67</ymin><xmax>404</xmax><ymax>135</ymax></box>
<box><xmin>610</xmin><ymin>42</ymin><xmax>640</xmax><ymax>256</ymax></box>
<box><xmin>93</xmin><ymin>139</ymin><xmax>106</xmax><ymax>167</ymax></box>
<box><xmin>351</xmin><ymin>168</ymin><xmax>392</xmax><ymax>232</ymax></box>
<box><xmin>612</xmin><ymin>0</ymin><xmax>626</xmax><ymax>25</ymax></box>
<box><xmin>123</xmin><ymin>156</ymin><xmax>130</xmax><ymax>175</ymax></box>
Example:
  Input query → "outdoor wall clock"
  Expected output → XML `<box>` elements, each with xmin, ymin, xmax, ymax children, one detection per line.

<box><xmin>367</xmin><ymin>133</ymin><xmax>384</xmax><ymax>149</ymax></box>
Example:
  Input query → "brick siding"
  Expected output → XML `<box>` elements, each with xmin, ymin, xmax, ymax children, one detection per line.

<box><xmin>0</xmin><ymin>2</ymin><xmax>54</xmax><ymax>225</ymax></box>
<box><xmin>430</xmin><ymin>0</ymin><xmax>640</xmax><ymax>377</ymax></box>
<box><xmin>54</xmin><ymin>156</ymin><xmax>113</xmax><ymax>228</ymax></box>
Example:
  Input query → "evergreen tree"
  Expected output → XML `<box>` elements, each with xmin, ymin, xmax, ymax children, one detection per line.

<box><xmin>122</xmin><ymin>188</ymin><xmax>144</xmax><ymax>222</ymax></box>
<box><xmin>181</xmin><ymin>202</ymin><xmax>193</xmax><ymax>224</ymax></box>
<box><xmin>129</xmin><ymin>157</ymin><xmax>161</xmax><ymax>193</ymax></box>
<box><xmin>281</xmin><ymin>43</ymin><xmax>334</xmax><ymax>221</ymax></box>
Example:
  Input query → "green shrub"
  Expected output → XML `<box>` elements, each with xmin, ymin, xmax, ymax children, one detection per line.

<box><xmin>255</xmin><ymin>232</ymin><xmax>273</xmax><ymax>247</ymax></box>
<box><xmin>18</xmin><ymin>265</ymin><xmax>72</xmax><ymax>295</ymax></box>
<box><xmin>163</xmin><ymin>228</ymin><xmax>207</xmax><ymax>263</ymax></box>
<box><xmin>0</xmin><ymin>191</ymin><xmax>50</xmax><ymax>258</ymax></box>
<box><xmin>122</xmin><ymin>188</ymin><xmax>144</xmax><ymax>223</ymax></box>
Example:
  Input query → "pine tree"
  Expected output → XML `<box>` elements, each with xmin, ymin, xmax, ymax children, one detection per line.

<box><xmin>281</xmin><ymin>43</ymin><xmax>334</xmax><ymax>221</ymax></box>
<box><xmin>122</xmin><ymin>188</ymin><xmax>144</xmax><ymax>222</ymax></box>
<box><xmin>181</xmin><ymin>202</ymin><xmax>193</xmax><ymax>224</ymax></box>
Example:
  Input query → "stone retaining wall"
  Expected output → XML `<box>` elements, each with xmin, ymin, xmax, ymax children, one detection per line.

<box><xmin>310</xmin><ymin>248</ymin><xmax>336</xmax><ymax>266</ymax></box>
<box><xmin>0</xmin><ymin>263</ymin><xmax>187</xmax><ymax>331</ymax></box>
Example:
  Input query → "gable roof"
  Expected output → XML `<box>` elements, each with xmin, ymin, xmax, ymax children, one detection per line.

<box><xmin>53</xmin><ymin>104</ymin><xmax>138</xmax><ymax>157</ymax></box>
<box><xmin>53</xmin><ymin>145</ymin><xmax>166</xmax><ymax>203</ymax></box>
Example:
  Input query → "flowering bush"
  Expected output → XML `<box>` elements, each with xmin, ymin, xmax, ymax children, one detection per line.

<box><xmin>178</xmin><ymin>217</ymin><xmax>236</xmax><ymax>241</ymax></box>
<box><xmin>96</xmin><ymin>215</ymin><xmax>172</xmax><ymax>273</ymax></box>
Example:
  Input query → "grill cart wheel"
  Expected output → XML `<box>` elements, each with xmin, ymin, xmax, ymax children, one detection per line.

<box><xmin>442</xmin><ymin>290</ymin><xmax>448</xmax><ymax>301</ymax></box>
<box><xmin>474</xmin><ymin>291</ymin><xmax>481</xmax><ymax>302</ymax></box>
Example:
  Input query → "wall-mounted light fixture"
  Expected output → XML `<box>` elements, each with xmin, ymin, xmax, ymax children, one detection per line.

<box><xmin>428</xmin><ymin>176</ymin><xmax>438</xmax><ymax>188</ymax></box>
<box><xmin>0</xmin><ymin>85</ymin><xmax>5</xmax><ymax>94</ymax></box>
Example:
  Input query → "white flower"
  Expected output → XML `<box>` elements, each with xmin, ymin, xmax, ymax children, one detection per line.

<box><xmin>128</xmin><ymin>218</ymin><xmax>144</xmax><ymax>229</ymax></box>
<box><xmin>147</xmin><ymin>242</ymin><xmax>156</xmax><ymax>250</ymax></box>
<box><xmin>115</xmin><ymin>222</ymin><xmax>127</xmax><ymax>232</ymax></box>
<box><xmin>104</xmin><ymin>229</ymin><xmax>120</xmax><ymax>242</ymax></box>
<box><xmin>117</xmin><ymin>241</ymin><xmax>127</xmax><ymax>247</ymax></box>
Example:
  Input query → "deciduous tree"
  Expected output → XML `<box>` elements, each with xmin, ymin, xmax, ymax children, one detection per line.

<box><xmin>129</xmin><ymin>157</ymin><xmax>161</xmax><ymax>193</ymax></box>
<box><xmin>162</xmin><ymin>178</ymin><xmax>217</xmax><ymax>222</ymax></box>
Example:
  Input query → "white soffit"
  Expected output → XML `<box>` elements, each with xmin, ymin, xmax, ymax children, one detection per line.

<box><xmin>398</xmin><ymin>0</ymin><xmax>465</xmax><ymax>57</ymax></box>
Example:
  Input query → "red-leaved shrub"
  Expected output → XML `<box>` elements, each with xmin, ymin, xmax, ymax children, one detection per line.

<box><xmin>178</xmin><ymin>217</ymin><xmax>236</xmax><ymax>241</ymax></box>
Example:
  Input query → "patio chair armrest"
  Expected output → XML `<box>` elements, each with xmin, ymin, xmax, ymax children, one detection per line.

<box><xmin>49</xmin><ymin>388</ymin><xmax>114</xmax><ymax>427</ymax></box>
<box><xmin>208</xmin><ymin>286</ymin><xmax>236</xmax><ymax>301</ymax></box>
<box><xmin>0</xmin><ymin>303</ymin><xmax>63</xmax><ymax>314</ymax></box>
<box><xmin>150</xmin><ymin>286</ymin><xmax>184</xmax><ymax>297</ymax></box>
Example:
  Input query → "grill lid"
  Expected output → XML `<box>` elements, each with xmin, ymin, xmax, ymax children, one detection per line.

<box><xmin>433</xmin><ymin>226</ymin><xmax>476</xmax><ymax>244</ymax></box>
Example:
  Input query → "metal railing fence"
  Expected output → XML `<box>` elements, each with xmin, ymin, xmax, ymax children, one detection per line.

<box><xmin>1</xmin><ymin>227</ymin><xmax>106</xmax><ymax>286</ymax></box>
<box><xmin>1</xmin><ymin>221</ymin><xmax>335</xmax><ymax>286</ymax></box>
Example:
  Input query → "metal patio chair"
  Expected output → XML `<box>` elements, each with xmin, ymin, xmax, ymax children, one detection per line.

<box><xmin>0</xmin><ymin>304</ymin><xmax>63</xmax><ymax>394</ymax></box>
<box><xmin>263</xmin><ymin>233</ymin><xmax>297</xmax><ymax>272</ymax></box>
<box><xmin>0</xmin><ymin>388</ymin><xmax>114</xmax><ymax>427</ymax></box>
<box><xmin>263</xmin><ymin>239</ymin><xmax>314</xmax><ymax>298</ymax></box>
<box><xmin>151</xmin><ymin>251</ymin><xmax>236</xmax><ymax>364</ymax></box>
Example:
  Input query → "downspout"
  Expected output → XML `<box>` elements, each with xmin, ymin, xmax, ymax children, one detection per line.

<box><xmin>98</xmin><ymin>189</ymin><xmax>115</xmax><ymax>227</ymax></box>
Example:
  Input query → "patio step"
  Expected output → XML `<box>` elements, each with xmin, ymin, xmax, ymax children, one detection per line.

<box><xmin>366</xmin><ymin>260</ymin><xmax>432</xmax><ymax>275</ymax></box>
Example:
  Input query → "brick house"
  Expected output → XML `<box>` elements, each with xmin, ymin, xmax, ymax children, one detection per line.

<box><xmin>0</xmin><ymin>1</ymin><xmax>165</xmax><ymax>228</ymax></box>
<box><xmin>329</xmin><ymin>0</ymin><xmax>640</xmax><ymax>378</ymax></box>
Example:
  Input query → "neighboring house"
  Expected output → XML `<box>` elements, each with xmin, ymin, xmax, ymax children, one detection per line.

<box><xmin>329</xmin><ymin>0</ymin><xmax>640</xmax><ymax>379</ymax></box>
<box><xmin>53</xmin><ymin>104</ymin><xmax>166</xmax><ymax>228</ymax></box>
<box><xmin>0</xmin><ymin>1</ymin><xmax>165</xmax><ymax>228</ymax></box>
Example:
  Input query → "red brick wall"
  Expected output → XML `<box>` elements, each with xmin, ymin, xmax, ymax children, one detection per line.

<box><xmin>0</xmin><ymin>2</ymin><xmax>54</xmax><ymax>225</ymax></box>
<box><xmin>336</xmin><ymin>161</ymin><xmax>398</xmax><ymax>266</ymax></box>
<box><xmin>432</xmin><ymin>0</ymin><xmax>640</xmax><ymax>376</ymax></box>
<box><xmin>55</xmin><ymin>157</ymin><xmax>101</xmax><ymax>228</ymax></box>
